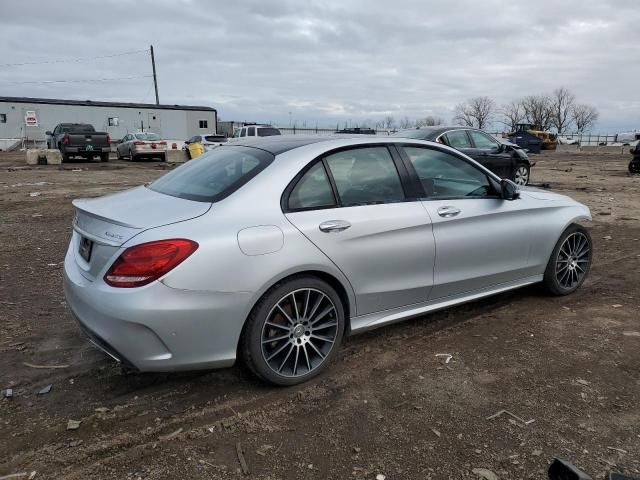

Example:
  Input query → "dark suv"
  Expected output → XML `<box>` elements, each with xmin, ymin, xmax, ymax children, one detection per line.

<box><xmin>393</xmin><ymin>126</ymin><xmax>534</xmax><ymax>185</ymax></box>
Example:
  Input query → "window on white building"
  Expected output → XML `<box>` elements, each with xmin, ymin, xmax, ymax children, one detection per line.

<box><xmin>108</xmin><ymin>117</ymin><xmax>119</xmax><ymax>126</ymax></box>
<box><xmin>199</xmin><ymin>120</ymin><xmax>208</xmax><ymax>129</ymax></box>
<box><xmin>0</xmin><ymin>114</ymin><xmax>6</xmax><ymax>123</ymax></box>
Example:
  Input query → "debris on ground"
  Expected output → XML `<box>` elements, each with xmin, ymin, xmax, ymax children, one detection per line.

<box><xmin>23</xmin><ymin>362</ymin><xmax>69</xmax><ymax>370</ymax></box>
<box><xmin>375</xmin><ymin>474</ymin><xmax>386</xmax><ymax>480</ymax></box>
<box><xmin>431</xmin><ymin>428</ymin><xmax>441</xmax><ymax>437</ymax></box>
<box><xmin>607</xmin><ymin>447</ymin><xmax>628</xmax><ymax>454</ymax></box>
<box><xmin>472</xmin><ymin>467</ymin><xmax>499</xmax><ymax>480</ymax></box>
<box><xmin>28</xmin><ymin>192</ymin><xmax>41</xmax><ymax>197</ymax></box>
<box><xmin>94</xmin><ymin>407</ymin><xmax>110</xmax><ymax>414</ymax></box>
<box><xmin>37</xmin><ymin>384</ymin><xmax>52</xmax><ymax>395</ymax></box>
<box><xmin>159</xmin><ymin>427</ymin><xmax>183</xmax><ymax>441</ymax></box>
<box><xmin>435</xmin><ymin>353</ymin><xmax>452</xmax><ymax>364</ymax></box>
<box><xmin>486</xmin><ymin>409</ymin><xmax>535</xmax><ymax>425</ymax></box>
<box><xmin>66</xmin><ymin>419</ymin><xmax>81</xmax><ymax>431</ymax></box>
<box><xmin>0</xmin><ymin>473</ymin><xmax>29</xmax><ymax>480</ymax></box>
<box><xmin>2</xmin><ymin>388</ymin><xmax>13</xmax><ymax>398</ymax></box>
<box><xmin>236</xmin><ymin>441</ymin><xmax>250</xmax><ymax>475</ymax></box>
<box><xmin>576</xmin><ymin>379</ymin><xmax>590</xmax><ymax>386</ymax></box>
<box><xmin>611</xmin><ymin>304</ymin><xmax>623</xmax><ymax>308</ymax></box>
<box><xmin>256</xmin><ymin>444</ymin><xmax>274</xmax><ymax>457</ymax></box>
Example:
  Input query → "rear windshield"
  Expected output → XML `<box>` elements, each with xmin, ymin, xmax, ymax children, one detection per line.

<box><xmin>257</xmin><ymin>128</ymin><xmax>281</xmax><ymax>137</ymax></box>
<box><xmin>204</xmin><ymin>135</ymin><xmax>227</xmax><ymax>142</ymax></box>
<box><xmin>135</xmin><ymin>133</ymin><xmax>161</xmax><ymax>141</ymax></box>
<box><xmin>61</xmin><ymin>124</ymin><xmax>95</xmax><ymax>133</ymax></box>
<box><xmin>391</xmin><ymin>128</ymin><xmax>438</xmax><ymax>140</ymax></box>
<box><xmin>149</xmin><ymin>146</ymin><xmax>274</xmax><ymax>202</ymax></box>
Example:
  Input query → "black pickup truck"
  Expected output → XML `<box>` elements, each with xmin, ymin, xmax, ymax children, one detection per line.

<box><xmin>46</xmin><ymin>123</ymin><xmax>111</xmax><ymax>162</ymax></box>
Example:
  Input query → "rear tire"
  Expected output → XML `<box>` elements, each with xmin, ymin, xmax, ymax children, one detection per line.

<box><xmin>129</xmin><ymin>149</ymin><xmax>137</xmax><ymax>162</ymax></box>
<box><xmin>629</xmin><ymin>160</ymin><xmax>640</xmax><ymax>174</ymax></box>
<box><xmin>542</xmin><ymin>224</ymin><xmax>592</xmax><ymax>296</ymax></box>
<box><xmin>100</xmin><ymin>153</ymin><xmax>109</xmax><ymax>162</ymax></box>
<box><xmin>240</xmin><ymin>276</ymin><xmax>345</xmax><ymax>386</ymax></box>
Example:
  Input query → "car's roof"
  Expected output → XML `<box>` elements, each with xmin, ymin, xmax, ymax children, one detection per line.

<box><xmin>229</xmin><ymin>135</ymin><xmax>344</xmax><ymax>155</ymax></box>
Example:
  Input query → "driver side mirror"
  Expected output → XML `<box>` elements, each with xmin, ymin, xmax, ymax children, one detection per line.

<box><xmin>492</xmin><ymin>144</ymin><xmax>504</xmax><ymax>154</ymax></box>
<box><xmin>45</xmin><ymin>131</ymin><xmax>52</xmax><ymax>136</ymax></box>
<box><xmin>501</xmin><ymin>179</ymin><xmax>520</xmax><ymax>200</ymax></box>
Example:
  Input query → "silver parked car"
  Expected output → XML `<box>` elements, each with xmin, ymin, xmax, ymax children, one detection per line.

<box><xmin>64</xmin><ymin>136</ymin><xmax>593</xmax><ymax>385</ymax></box>
<box><xmin>116</xmin><ymin>132</ymin><xmax>167</xmax><ymax>161</ymax></box>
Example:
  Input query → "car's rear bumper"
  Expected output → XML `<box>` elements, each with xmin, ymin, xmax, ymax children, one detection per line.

<box><xmin>63</xmin><ymin>243</ymin><xmax>251</xmax><ymax>372</ymax></box>
<box><xmin>132</xmin><ymin>146</ymin><xmax>167</xmax><ymax>155</ymax></box>
<box><xmin>64</xmin><ymin>147</ymin><xmax>110</xmax><ymax>154</ymax></box>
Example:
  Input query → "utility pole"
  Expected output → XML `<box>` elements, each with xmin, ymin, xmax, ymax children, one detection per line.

<box><xmin>150</xmin><ymin>45</ymin><xmax>159</xmax><ymax>105</ymax></box>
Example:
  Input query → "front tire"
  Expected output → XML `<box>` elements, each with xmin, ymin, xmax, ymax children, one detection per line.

<box><xmin>514</xmin><ymin>163</ymin><xmax>530</xmax><ymax>186</ymax></box>
<box><xmin>240</xmin><ymin>276</ymin><xmax>345</xmax><ymax>386</ymax></box>
<box><xmin>543</xmin><ymin>224</ymin><xmax>592</xmax><ymax>295</ymax></box>
<box><xmin>629</xmin><ymin>160</ymin><xmax>640</xmax><ymax>174</ymax></box>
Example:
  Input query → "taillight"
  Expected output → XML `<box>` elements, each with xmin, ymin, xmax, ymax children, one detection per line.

<box><xmin>133</xmin><ymin>141</ymin><xmax>145</xmax><ymax>145</ymax></box>
<box><xmin>107</xmin><ymin>134</ymin><xmax>111</xmax><ymax>144</ymax></box>
<box><xmin>63</xmin><ymin>133</ymin><xmax>70</xmax><ymax>145</ymax></box>
<box><xmin>104</xmin><ymin>239</ymin><xmax>198</xmax><ymax>288</ymax></box>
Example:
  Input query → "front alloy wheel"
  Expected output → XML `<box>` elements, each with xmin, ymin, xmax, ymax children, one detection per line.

<box><xmin>543</xmin><ymin>224</ymin><xmax>592</xmax><ymax>295</ymax></box>
<box><xmin>241</xmin><ymin>277</ymin><xmax>344</xmax><ymax>385</ymax></box>
<box><xmin>514</xmin><ymin>164</ymin><xmax>530</xmax><ymax>185</ymax></box>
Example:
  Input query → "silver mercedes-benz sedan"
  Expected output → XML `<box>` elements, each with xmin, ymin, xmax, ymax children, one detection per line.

<box><xmin>63</xmin><ymin>136</ymin><xmax>593</xmax><ymax>385</ymax></box>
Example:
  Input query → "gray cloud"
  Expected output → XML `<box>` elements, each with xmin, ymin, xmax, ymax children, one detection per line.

<box><xmin>1</xmin><ymin>0</ymin><xmax>638</xmax><ymax>131</ymax></box>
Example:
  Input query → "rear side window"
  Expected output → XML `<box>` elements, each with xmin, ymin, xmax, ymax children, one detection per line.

<box><xmin>257</xmin><ymin>127</ymin><xmax>281</xmax><ymax>137</ymax></box>
<box><xmin>149</xmin><ymin>146</ymin><xmax>274</xmax><ymax>202</ymax></box>
<box><xmin>444</xmin><ymin>130</ymin><xmax>472</xmax><ymax>148</ymax></box>
<box><xmin>288</xmin><ymin>162</ymin><xmax>336</xmax><ymax>210</ymax></box>
<box><xmin>247</xmin><ymin>127</ymin><xmax>256</xmax><ymax>136</ymax></box>
<box><xmin>325</xmin><ymin>147</ymin><xmax>404</xmax><ymax>206</ymax></box>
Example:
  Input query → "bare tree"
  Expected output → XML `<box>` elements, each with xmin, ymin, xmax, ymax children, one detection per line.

<box><xmin>521</xmin><ymin>95</ymin><xmax>553</xmax><ymax>130</ymax></box>
<box><xmin>415</xmin><ymin>115</ymin><xmax>444</xmax><ymax>127</ymax></box>
<box><xmin>571</xmin><ymin>104</ymin><xmax>599</xmax><ymax>133</ymax></box>
<box><xmin>501</xmin><ymin>100</ymin><xmax>525</xmax><ymax>132</ymax></box>
<box><xmin>383</xmin><ymin>115</ymin><xmax>396</xmax><ymax>130</ymax></box>
<box><xmin>453</xmin><ymin>96</ymin><xmax>496</xmax><ymax>129</ymax></box>
<box><xmin>550</xmin><ymin>87</ymin><xmax>576</xmax><ymax>134</ymax></box>
<box><xmin>399</xmin><ymin>116</ymin><xmax>412</xmax><ymax>129</ymax></box>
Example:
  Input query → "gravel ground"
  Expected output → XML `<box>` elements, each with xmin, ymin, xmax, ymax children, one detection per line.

<box><xmin>0</xmin><ymin>150</ymin><xmax>639</xmax><ymax>479</ymax></box>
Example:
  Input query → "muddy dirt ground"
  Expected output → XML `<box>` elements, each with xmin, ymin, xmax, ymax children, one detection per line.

<box><xmin>1</xmin><ymin>150</ymin><xmax>639</xmax><ymax>479</ymax></box>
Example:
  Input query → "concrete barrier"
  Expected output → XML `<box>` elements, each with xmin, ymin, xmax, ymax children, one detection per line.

<box><xmin>556</xmin><ymin>144</ymin><xmax>579</xmax><ymax>153</ymax></box>
<box><xmin>25</xmin><ymin>148</ymin><xmax>62</xmax><ymax>165</ymax></box>
<box><xmin>165</xmin><ymin>149</ymin><xmax>188</xmax><ymax>164</ymax></box>
<box><xmin>579</xmin><ymin>145</ymin><xmax>624</xmax><ymax>154</ymax></box>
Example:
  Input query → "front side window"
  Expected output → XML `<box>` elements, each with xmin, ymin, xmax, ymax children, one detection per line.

<box><xmin>240</xmin><ymin>128</ymin><xmax>247</xmax><ymax>137</ymax></box>
<box><xmin>443</xmin><ymin>130</ymin><xmax>472</xmax><ymax>148</ymax></box>
<box><xmin>469</xmin><ymin>130</ymin><xmax>499</xmax><ymax>149</ymax></box>
<box><xmin>325</xmin><ymin>147</ymin><xmax>405</xmax><ymax>206</ymax></box>
<box><xmin>247</xmin><ymin>127</ymin><xmax>256</xmax><ymax>136</ymax></box>
<box><xmin>288</xmin><ymin>162</ymin><xmax>336</xmax><ymax>210</ymax></box>
<box><xmin>199</xmin><ymin>120</ymin><xmax>208</xmax><ymax>129</ymax></box>
<box><xmin>149</xmin><ymin>146</ymin><xmax>274</xmax><ymax>202</ymax></box>
<box><xmin>402</xmin><ymin>146</ymin><xmax>493</xmax><ymax>199</ymax></box>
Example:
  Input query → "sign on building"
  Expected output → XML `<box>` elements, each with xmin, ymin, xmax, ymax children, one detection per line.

<box><xmin>24</xmin><ymin>111</ymin><xmax>38</xmax><ymax>127</ymax></box>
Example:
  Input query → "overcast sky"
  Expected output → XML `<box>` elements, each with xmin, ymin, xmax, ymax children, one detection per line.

<box><xmin>1</xmin><ymin>0</ymin><xmax>639</xmax><ymax>132</ymax></box>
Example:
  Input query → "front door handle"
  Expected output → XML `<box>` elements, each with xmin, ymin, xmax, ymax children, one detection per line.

<box><xmin>319</xmin><ymin>220</ymin><xmax>351</xmax><ymax>233</ymax></box>
<box><xmin>437</xmin><ymin>206</ymin><xmax>461</xmax><ymax>218</ymax></box>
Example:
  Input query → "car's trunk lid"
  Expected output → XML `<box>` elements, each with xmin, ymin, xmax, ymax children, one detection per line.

<box><xmin>71</xmin><ymin>186</ymin><xmax>211</xmax><ymax>281</ymax></box>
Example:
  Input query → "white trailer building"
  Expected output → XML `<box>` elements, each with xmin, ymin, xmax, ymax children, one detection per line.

<box><xmin>0</xmin><ymin>96</ymin><xmax>217</xmax><ymax>149</ymax></box>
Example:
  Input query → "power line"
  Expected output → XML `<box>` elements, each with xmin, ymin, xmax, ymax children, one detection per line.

<box><xmin>2</xmin><ymin>75</ymin><xmax>153</xmax><ymax>85</ymax></box>
<box><xmin>0</xmin><ymin>48</ymin><xmax>149</xmax><ymax>68</ymax></box>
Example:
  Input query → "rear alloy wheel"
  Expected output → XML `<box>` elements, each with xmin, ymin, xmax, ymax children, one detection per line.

<box><xmin>514</xmin><ymin>163</ymin><xmax>530</xmax><ymax>185</ymax></box>
<box><xmin>543</xmin><ymin>224</ymin><xmax>592</xmax><ymax>295</ymax></box>
<box><xmin>241</xmin><ymin>277</ymin><xmax>345</xmax><ymax>386</ymax></box>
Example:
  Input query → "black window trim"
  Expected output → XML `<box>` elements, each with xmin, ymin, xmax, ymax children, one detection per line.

<box><xmin>440</xmin><ymin>129</ymin><xmax>474</xmax><ymax>150</ymax></box>
<box><xmin>468</xmin><ymin>129</ymin><xmax>500</xmax><ymax>150</ymax></box>
<box><xmin>281</xmin><ymin>143</ymin><xmax>415</xmax><ymax>213</ymax></box>
<box><xmin>394</xmin><ymin>142</ymin><xmax>503</xmax><ymax>201</ymax></box>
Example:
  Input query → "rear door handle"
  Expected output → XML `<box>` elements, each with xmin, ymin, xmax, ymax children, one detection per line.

<box><xmin>319</xmin><ymin>220</ymin><xmax>351</xmax><ymax>233</ymax></box>
<box><xmin>437</xmin><ymin>206</ymin><xmax>461</xmax><ymax>218</ymax></box>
